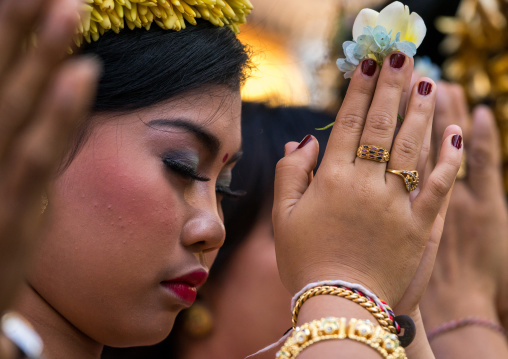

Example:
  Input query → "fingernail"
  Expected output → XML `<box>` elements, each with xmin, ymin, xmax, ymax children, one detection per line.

<box><xmin>361</xmin><ymin>59</ymin><xmax>377</xmax><ymax>76</ymax></box>
<box><xmin>451</xmin><ymin>135</ymin><xmax>462</xmax><ymax>149</ymax></box>
<box><xmin>297</xmin><ymin>135</ymin><xmax>312</xmax><ymax>149</ymax></box>
<box><xmin>418</xmin><ymin>81</ymin><xmax>433</xmax><ymax>96</ymax></box>
<box><xmin>390</xmin><ymin>53</ymin><xmax>406</xmax><ymax>69</ymax></box>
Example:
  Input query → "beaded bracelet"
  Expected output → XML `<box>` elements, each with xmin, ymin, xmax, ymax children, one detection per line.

<box><xmin>292</xmin><ymin>286</ymin><xmax>398</xmax><ymax>334</ymax></box>
<box><xmin>276</xmin><ymin>317</ymin><xmax>407</xmax><ymax>359</ymax></box>
<box><xmin>427</xmin><ymin>317</ymin><xmax>508</xmax><ymax>341</ymax></box>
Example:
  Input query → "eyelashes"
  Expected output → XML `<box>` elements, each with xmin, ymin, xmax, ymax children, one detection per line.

<box><xmin>215</xmin><ymin>186</ymin><xmax>246</xmax><ymax>198</ymax></box>
<box><xmin>163</xmin><ymin>157</ymin><xmax>210</xmax><ymax>182</ymax></box>
<box><xmin>163</xmin><ymin>157</ymin><xmax>245</xmax><ymax>198</ymax></box>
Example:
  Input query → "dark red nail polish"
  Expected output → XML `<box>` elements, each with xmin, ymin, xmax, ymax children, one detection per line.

<box><xmin>390</xmin><ymin>53</ymin><xmax>406</xmax><ymax>69</ymax></box>
<box><xmin>418</xmin><ymin>81</ymin><xmax>433</xmax><ymax>96</ymax></box>
<box><xmin>297</xmin><ymin>134</ymin><xmax>312</xmax><ymax>149</ymax></box>
<box><xmin>451</xmin><ymin>135</ymin><xmax>462</xmax><ymax>149</ymax></box>
<box><xmin>361</xmin><ymin>59</ymin><xmax>377</xmax><ymax>76</ymax></box>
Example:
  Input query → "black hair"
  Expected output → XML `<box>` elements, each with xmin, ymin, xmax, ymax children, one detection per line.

<box><xmin>80</xmin><ymin>20</ymin><xmax>249</xmax><ymax>112</ymax></box>
<box><xmin>62</xmin><ymin>20</ymin><xmax>250</xmax><ymax>170</ymax></box>
<box><xmin>215</xmin><ymin>102</ymin><xmax>335</xmax><ymax>276</ymax></box>
<box><xmin>101</xmin><ymin>102</ymin><xmax>336</xmax><ymax>358</ymax></box>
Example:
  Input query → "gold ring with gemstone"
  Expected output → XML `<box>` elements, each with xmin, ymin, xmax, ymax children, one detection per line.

<box><xmin>386</xmin><ymin>169</ymin><xmax>419</xmax><ymax>192</ymax></box>
<box><xmin>356</xmin><ymin>145</ymin><xmax>390</xmax><ymax>163</ymax></box>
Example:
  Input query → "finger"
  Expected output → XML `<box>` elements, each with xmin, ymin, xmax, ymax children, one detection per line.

<box><xmin>432</xmin><ymin>83</ymin><xmax>453</xmax><ymax>162</ymax></box>
<box><xmin>432</xmin><ymin>83</ymin><xmax>469</xmax><ymax>162</ymax></box>
<box><xmin>415</xmin><ymin>105</ymin><xmax>433</xmax><ymax>187</ymax></box>
<box><xmin>357</xmin><ymin>52</ymin><xmax>414</xmax><ymax>171</ymax></box>
<box><xmin>273</xmin><ymin>135</ymin><xmax>319</xmax><ymax>219</ymax></box>
<box><xmin>2</xmin><ymin>57</ymin><xmax>100</xmax><ymax>206</ymax></box>
<box><xmin>410</xmin><ymin>102</ymin><xmax>434</xmax><ymax>202</ymax></box>
<box><xmin>412</xmin><ymin>125</ymin><xmax>463</xmax><ymax>230</ymax></box>
<box><xmin>324</xmin><ymin>59</ymin><xmax>379</xmax><ymax>164</ymax></box>
<box><xmin>388</xmin><ymin>78</ymin><xmax>436</xmax><ymax>183</ymax></box>
<box><xmin>0</xmin><ymin>0</ymin><xmax>46</xmax><ymax>79</ymax></box>
<box><xmin>285</xmin><ymin>141</ymin><xmax>315</xmax><ymax>185</ymax></box>
<box><xmin>0</xmin><ymin>0</ymin><xmax>81</xmax><ymax>157</ymax></box>
<box><xmin>285</xmin><ymin>142</ymin><xmax>299</xmax><ymax>156</ymax></box>
<box><xmin>467</xmin><ymin>105</ymin><xmax>503</xmax><ymax>197</ymax></box>
<box><xmin>391</xmin><ymin>60</ymin><xmax>415</xmax><ymax>143</ymax></box>
<box><xmin>397</xmin><ymin>57</ymin><xmax>415</xmax><ymax>123</ymax></box>
<box><xmin>449</xmin><ymin>84</ymin><xmax>471</xmax><ymax>143</ymax></box>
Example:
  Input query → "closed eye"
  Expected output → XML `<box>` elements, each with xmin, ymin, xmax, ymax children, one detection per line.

<box><xmin>163</xmin><ymin>158</ymin><xmax>210</xmax><ymax>182</ymax></box>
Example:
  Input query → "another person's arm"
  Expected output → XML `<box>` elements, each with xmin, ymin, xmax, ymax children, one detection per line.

<box><xmin>0</xmin><ymin>0</ymin><xmax>100</xmax><ymax>314</ymax></box>
<box><xmin>421</xmin><ymin>84</ymin><xmax>508</xmax><ymax>358</ymax></box>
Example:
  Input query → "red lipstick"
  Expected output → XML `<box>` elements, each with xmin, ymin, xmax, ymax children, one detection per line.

<box><xmin>161</xmin><ymin>270</ymin><xmax>208</xmax><ymax>305</ymax></box>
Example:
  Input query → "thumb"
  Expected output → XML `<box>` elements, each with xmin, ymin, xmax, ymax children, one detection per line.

<box><xmin>273</xmin><ymin>135</ymin><xmax>319</xmax><ymax>221</ymax></box>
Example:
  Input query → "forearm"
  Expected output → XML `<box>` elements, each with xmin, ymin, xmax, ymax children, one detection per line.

<box><xmin>430</xmin><ymin>325</ymin><xmax>508</xmax><ymax>358</ymax></box>
<box><xmin>423</xmin><ymin>292</ymin><xmax>508</xmax><ymax>358</ymax></box>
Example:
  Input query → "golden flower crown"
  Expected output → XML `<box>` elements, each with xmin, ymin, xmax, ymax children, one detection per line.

<box><xmin>76</xmin><ymin>0</ymin><xmax>253</xmax><ymax>47</ymax></box>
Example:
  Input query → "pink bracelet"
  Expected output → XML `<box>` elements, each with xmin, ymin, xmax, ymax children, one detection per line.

<box><xmin>427</xmin><ymin>317</ymin><xmax>507</xmax><ymax>341</ymax></box>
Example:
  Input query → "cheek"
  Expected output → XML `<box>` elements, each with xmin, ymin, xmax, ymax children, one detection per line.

<box><xmin>30</xmin><ymin>147</ymin><xmax>187</xmax><ymax>345</ymax></box>
<box><xmin>58</xmin><ymin>155</ymin><xmax>183</xmax><ymax>247</ymax></box>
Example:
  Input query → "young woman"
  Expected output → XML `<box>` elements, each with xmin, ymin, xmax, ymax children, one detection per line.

<box><xmin>101</xmin><ymin>103</ymin><xmax>337</xmax><ymax>358</ymax></box>
<box><xmin>1</xmin><ymin>0</ymin><xmax>464</xmax><ymax>358</ymax></box>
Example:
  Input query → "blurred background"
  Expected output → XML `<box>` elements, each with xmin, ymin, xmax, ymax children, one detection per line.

<box><xmin>238</xmin><ymin>0</ymin><xmax>508</xmax><ymax>190</ymax></box>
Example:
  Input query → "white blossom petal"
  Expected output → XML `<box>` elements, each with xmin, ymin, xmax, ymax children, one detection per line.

<box><xmin>376</xmin><ymin>1</ymin><xmax>409</xmax><ymax>40</ymax></box>
<box><xmin>337</xmin><ymin>58</ymin><xmax>357</xmax><ymax>72</ymax></box>
<box><xmin>404</xmin><ymin>12</ymin><xmax>426</xmax><ymax>48</ymax></box>
<box><xmin>352</xmin><ymin>9</ymin><xmax>379</xmax><ymax>40</ymax></box>
<box><xmin>345</xmin><ymin>43</ymin><xmax>359</xmax><ymax>65</ymax></box>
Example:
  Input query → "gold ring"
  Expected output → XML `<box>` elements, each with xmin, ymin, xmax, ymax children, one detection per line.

<box><xmin>386</xmin><ymin>169</ymin><xmax>419</xmax><ymax>192</ymax></box>
<box><xmin>356</xmin><ymin>145</ymin><xmax>390</xmax><ymax>163</ymax></box>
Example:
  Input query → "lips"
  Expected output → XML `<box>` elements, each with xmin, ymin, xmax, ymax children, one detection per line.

<box><xmin>161</xmin><ymin>270</ymin><xmax>208</xmax><ymax>305</ymax></box>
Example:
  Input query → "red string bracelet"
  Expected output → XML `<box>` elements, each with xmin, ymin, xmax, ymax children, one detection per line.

<box><xmin>427</xmin><ymin>317</ymin><xmax>507</xmax><ymax>341</ymax></box>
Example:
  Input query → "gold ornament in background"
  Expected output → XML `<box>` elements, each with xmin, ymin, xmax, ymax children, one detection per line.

<box><xmin>238</xmin><ymin>26</ymin><xmax>311</xmax><ymax>106</ymax></box>
<box><xmin>436</xmin><ymin>0</ymin><xmax>508</xmax><ymax>190</ymax></box>
<box><xmin>75</xmin><ymin>0</ymin><xmax>253</xmax><ymax>47</ymax></box>
<box><xmin>182</xmin><ymin>302</ymin><xmax>213</xmax><ymax>338</ymax></box>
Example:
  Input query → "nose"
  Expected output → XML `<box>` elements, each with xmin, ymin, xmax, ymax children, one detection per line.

<box><xmin>181</xmin><ymin>208</ymin><xmax>225</xmax><ymax>253</ymax></box>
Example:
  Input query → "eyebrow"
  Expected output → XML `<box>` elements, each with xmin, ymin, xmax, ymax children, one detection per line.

<box><xmin>147</xmin><ymin>118</ymin><xmax>221</xmax><ymax>158</ymax></box>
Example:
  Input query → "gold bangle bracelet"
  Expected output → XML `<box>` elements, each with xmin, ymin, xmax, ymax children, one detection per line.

<box><xmin>292</xmin><ymin>286</ymin><xmax>397</xmax><ymax>334</ymax></box>
<box><xmin>276</xmin><ymin>317</ymin><xmax>406</xmax><ymax>359</ymax></box>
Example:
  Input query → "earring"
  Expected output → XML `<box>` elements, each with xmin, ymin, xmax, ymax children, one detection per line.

<box><xmin>182</xmin><ymin>301</ymin><xmax>213</xmax><ymax>339</ymax></box>
<box><xmin>41</xmin><ymin>193</ymin><xmax>49</xmax><ymax>215</ymax></box>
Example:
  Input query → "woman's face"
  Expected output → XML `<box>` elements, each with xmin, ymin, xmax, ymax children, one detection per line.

<box><xmin>28</xmin><ymin>87</ymin><xmax>242</xmax><ymax>347</ymax></box>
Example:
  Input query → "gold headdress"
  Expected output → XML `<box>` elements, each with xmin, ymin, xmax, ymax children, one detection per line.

<box><xmin>76</xmin><ymin>0</ymin><xmax>253</xmax><ymax>47</ymax></box>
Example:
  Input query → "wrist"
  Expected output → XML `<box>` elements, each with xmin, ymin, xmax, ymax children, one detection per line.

<box><xmin>290</xmin><ymin>268</ymin><xmax>395</xmax><ymax>307</ymax></box>
<box><xmin>422</xmin><ymin>290</ymin><xmax>499</xmax><ymax>330</ymax></box>
<box><xmin>403</xmin><ymin>307</ymin><xmax>436</xmax><ymax>359</ymax></box>
<box><xmin>297</xmin><ymin>295</ymin><xmax>378</xmax><ymax>326</ymax></box>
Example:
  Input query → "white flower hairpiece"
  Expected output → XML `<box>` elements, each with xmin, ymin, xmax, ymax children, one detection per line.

<box><xmin>337</xmin><ymin>1</ymin><xmax>427</xmax><ymax>78</ymax></box>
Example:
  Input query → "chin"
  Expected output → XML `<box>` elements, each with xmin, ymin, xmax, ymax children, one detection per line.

<box><xmin>101</xmin><ymin>312</ymin><xmax>178</xmax><ymax>348</ymax></box>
